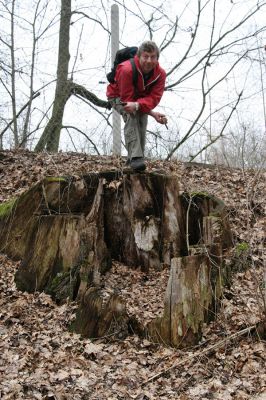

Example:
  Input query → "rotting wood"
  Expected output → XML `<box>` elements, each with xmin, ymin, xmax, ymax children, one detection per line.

<box><xmin>0</xmin><ymin>170</ymin><xmax>233</xmax><ymax>346</ymax></box>
<box><xmin>146</xmin><ymin>252</ymin><xmax>224</xmax><ymax>347</ymax></box>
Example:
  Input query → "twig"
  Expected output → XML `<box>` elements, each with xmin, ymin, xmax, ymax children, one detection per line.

<box><xmin>0</xmin><ymin>92</ymin><xmax>40</xmax><ymax>138</ymax></box>
<box><xmin>141</xmin><ymin>325</ymin><xmax>256</xmax><ymax>386</ymax></box>
<box><xmin>62</xmin><ymin>125</ymin><xmax>100</xmax><ymax>155</ymax></box>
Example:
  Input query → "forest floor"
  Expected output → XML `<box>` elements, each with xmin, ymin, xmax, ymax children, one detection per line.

<box><xmin>0</xmin><ymin>150</ymin><xmax>265</xmax><ymax>400</ymax></box>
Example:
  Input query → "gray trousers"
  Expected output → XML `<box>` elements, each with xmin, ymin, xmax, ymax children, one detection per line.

<box><xmin>109</xmin><ymin>98</ymin><xmax>148</xmax><ymax>160</ymax></box>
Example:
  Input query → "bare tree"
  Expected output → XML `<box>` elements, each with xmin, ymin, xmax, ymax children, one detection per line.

<box><xmin>0</xmin><ymin>0</ymin><xmax>59</xmax><ymax>147</ymax></box>
<box><xmin>0</xmin><ymin>0</ymin><xmax>19</xmax><ymax>146</ymax></box>
<box><xmin>35</xmin><ymin>0</ymin><xmax>72</xmax><ymax>151</ymax></box>
<box><xmin>0</xmin><ymin>0</ymin><xmax>265</xmax><ymax>162</ymax></box>
<box><xmin>35</xmin><ymin>0</ymin><xmax>110</xmax><ymax>151</ymax></box>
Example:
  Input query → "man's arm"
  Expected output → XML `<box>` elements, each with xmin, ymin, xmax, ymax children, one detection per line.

<box><xmin>122</xmin><ymin>102</ymin><xmax>168</xmax><ymax>126</ymax></box>
<box><xmin>137</xmin><ymin>71</ymin><xmax>166</xmax><ymax>113</ymax></box>
<box><xmin>149</xmin><ymin>110</ymin><xmax>168</xmax><ymax>125</ymax></box>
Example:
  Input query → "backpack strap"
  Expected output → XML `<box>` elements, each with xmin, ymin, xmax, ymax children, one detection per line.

<box><xmin>130</xmin><ymin>58</ymin><xmax>138</xmax><ymax>88</ymax></box>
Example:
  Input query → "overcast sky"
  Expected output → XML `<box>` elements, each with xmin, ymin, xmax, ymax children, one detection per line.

<box><xmin>1</xmin><ymin>0</ymin><xmax>265</xmax><ymax>158</ymax></box>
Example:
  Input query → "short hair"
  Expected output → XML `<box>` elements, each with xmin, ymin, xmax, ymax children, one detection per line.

<box><xmin>137</xmin><ymin>41</ymin><xmax>160</xmax><ymax>59</ymax></box>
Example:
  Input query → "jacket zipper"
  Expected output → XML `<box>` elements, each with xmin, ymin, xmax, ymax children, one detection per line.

<box><xmin>146</xmin><ymin>74</ymin><xmax>161</xmax><ymax>88</ymax></box>
<box><xmin>136</xmin><ymin>67</ymin><xmax>161</xmax><ymax>89</ymax></box>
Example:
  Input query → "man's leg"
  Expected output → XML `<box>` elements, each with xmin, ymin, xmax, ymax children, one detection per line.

<box><xmin>138</xmin><ymin>113</ymin><xmax>148</xmax><ymax>155</ymax></box>
<box><xmin>109</xmin><ymin>98</ymin><xmax>147</xmax><ymax>170</ymax></box>
<box><xmin>128</xmin><ymin>113</ymin><xmax>148</xmax><ymax>171</ymax></box>
<box><xmin>124</xmin><ymin>113</ymin><xmax>144</xmax><ymax>160</ymax></box>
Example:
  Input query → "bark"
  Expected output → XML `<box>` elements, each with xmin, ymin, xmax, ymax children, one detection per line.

<box><xmin>70</xmin><ymin>82</ymin><xmax>111</xmax><ymax>109</ymax></box>
<box><xmin>74</xmin><ymin>290</ymin><xmax>128</xmax><ymax>339</ymax></box>
<box><xmin>0</xmin><ymin>170</ymin><xmax>233</xmax><ymax>347</ymax></box>
<box><xmin>35</xmin><ymin>0</ymin><xmax>72</xmax><ymax>152</ymax></box>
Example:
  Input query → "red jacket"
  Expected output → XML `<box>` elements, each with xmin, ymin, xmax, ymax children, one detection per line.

<box><xmin>106</xmin><ymin>55</ymin><xmax>166</xmax><ymax>114</ymax></box>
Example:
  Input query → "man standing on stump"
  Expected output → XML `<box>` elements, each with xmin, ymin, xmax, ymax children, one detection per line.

<box><xmin>107</xmin><ymin>41</ymin><xmax>167</xmax><ymax>171</ymax></box>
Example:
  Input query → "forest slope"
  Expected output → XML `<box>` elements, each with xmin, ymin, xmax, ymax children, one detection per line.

<box><xmin>0</xmin><ymin>150</ymin><xmax>265</xmax><ymax>400</ymax></box>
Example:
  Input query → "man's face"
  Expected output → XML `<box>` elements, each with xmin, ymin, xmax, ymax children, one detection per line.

<box><xmin>139</xmin><ymin>50</ymin><xmax>158</xmax><ymax>74</ymax></box>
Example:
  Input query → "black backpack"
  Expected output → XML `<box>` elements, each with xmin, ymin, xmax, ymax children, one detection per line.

<box><xmin>107</xmin><ymin>46</ymin><xmax>138</xmax><ymax>87</ymax></box>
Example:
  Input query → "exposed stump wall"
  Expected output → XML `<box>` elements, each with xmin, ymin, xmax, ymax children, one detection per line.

<box><xmin>0</xmin><ymin>170</ymin><xmax>233</xmax><ymax>347</ymax></box>
<box><xmin>147</xmin><ymin>252</ymin><xmax>224</xmax><ymax>347</ymax></box>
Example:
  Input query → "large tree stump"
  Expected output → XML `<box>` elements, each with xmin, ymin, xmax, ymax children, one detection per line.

<box><xmin>0</xmin><ymin>170</ymin><xmax>233</xmax><ymax>347</ymax></box>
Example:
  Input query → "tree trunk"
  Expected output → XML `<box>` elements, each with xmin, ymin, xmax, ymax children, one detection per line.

<box><xmin>35</xmin><ymin>0</ymin><xmax>72</xmax><ymax>152</ymax></box>
<box><xmin>0</xmin><ymin>170</ymin><xmax>233</xmax><ymax>347</ymax></box>
<box><xmin>11</xmin><ymin>0</ymin><xmax>18</xmax><ymax>146</ymax></box>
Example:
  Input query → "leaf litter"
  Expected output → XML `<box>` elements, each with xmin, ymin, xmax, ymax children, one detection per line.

<box><xmin>0</xmin><ymin>149</ymin><xmax>265</xmax><ymax>399</ymax></box>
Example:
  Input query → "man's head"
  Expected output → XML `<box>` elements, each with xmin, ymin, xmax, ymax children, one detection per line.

<box><xmin>137</xmin><ymin>41</ymin><xmax>160</xmax><ymax>74</ymax></box>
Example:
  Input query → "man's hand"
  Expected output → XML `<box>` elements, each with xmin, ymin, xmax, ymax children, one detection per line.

<box><xmin>123</xmin><ymin>102</ymin><xmax>138</xmax><ymax>114</ymax></box>
<box><xmin>150</xmin><ymin>111</ymin><xmax>168</xmax><ymax>125</ymax></box>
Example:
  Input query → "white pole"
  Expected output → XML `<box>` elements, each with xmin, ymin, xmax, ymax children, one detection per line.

<box><xmin>111</xmin><ymin>4</ymin><xmax>121</xmax><ymax>156</ymax></box>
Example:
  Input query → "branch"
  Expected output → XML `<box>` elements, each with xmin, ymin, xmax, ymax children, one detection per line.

<box><xmin>74</xmin><ymin>93</ymin><xmax>112</xmax><ymax>128</ymax></box>
<box><xmin>160</xmin><ymin>16</ymin><xmax>178</xmax><ymax>53</ymax></box>
<box><xmin>189</xmin><ymin>91</ymin><xmax>243</xmax><ymax>162</ymax></box>
<box><xmin>18</xmin><ymin>102</ymin><xmax>54</xmax><ymax>148</ymax></box>
<box><xmin>70</xmin><ymin>81</ymin><xmax>111</xmax><ymax>109</ymax></box>
<box><xmin>166</xmin><ymin>0</ymin><xmax>201</xmax><ymax>80</ymax></box>
<box><xmin>71</xmin><ymin>24</ymin><xmax>84</xmax><ymax>79</ymax></box>
<box><xmin>0</xmin><ymin>36</ymin><xmax>11</xmax><ymax>49</ymax></box>
<box><xmin>166</xmin><ymin>49</ymin><xmax>211</xmax><ymax>160</ymax></box>
<box><xmin>71</xmin><ymin>11</ymin><xmax>111</xmax><ymax>34</ymax></box>
<box><xmin>62</xmin><ymin>125</ymin><xmax>100</xmax><ymax>155</ymax></box>
<box><xmin>0</xmin><ymin>92</ymin><xmax>41</xmax><ymax>138</ymax></box>
<box><xmin>0</xmin><ymin>76</ymin><xmax>12</xmax><ymax>97</ymax></box>
<box><xmin>166</xmin><ymin>51</ymin><xmax>247</xmax><ymax>160</ymax></box>
<box><xmin>166</xmin><ymin>1</ymin><xmax>266</xmax><ymax>90</ymax></box>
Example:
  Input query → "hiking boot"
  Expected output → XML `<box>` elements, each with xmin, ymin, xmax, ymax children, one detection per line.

<box><xmin>130</xmin><ymin>157</ymin><xmax>146</xmax><ymax>171</ymax></box>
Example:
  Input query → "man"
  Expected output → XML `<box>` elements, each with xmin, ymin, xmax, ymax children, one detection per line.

<box><xmin>107</xmin><ymin>41</ymin><xmax>167</xmax><ymax>171</ymax></box>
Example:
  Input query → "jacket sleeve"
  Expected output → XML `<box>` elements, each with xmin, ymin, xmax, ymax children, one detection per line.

<box><xmin>137</xmin><ymin>71</ymin><xmax>166</xmax><ymax>114</ymax></box>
